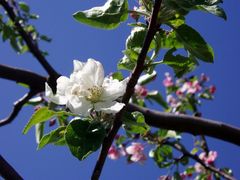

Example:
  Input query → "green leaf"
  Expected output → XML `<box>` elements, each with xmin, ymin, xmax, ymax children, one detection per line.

<box><xmin>138</xmin><ymin>71</ymin><xmax>157</xmax><ymax>85</ymax></box>
<box><xmin>123</xmin><ymin>111</ymin><xmax>150</xmax><ymax>135</ymax></box>
<box><xmin>23</xmin><ymin>107</ymin><xmax>73</xmax><ymax>134</ymax></box>
<box><xmin>73</xmin><ymin>0</ymin><xmax>128</xmax><ymax>29</ymax></box>
<box><xmin>126</xmin><ymin>27</ymin><xmax>147</xmax><ymax>49</ymax></box>
<box><xmin>163</xmin><ymin>48</ymin><xmax>197</xmax><ymax>77</ymax></box>
<box><xmin>197</xmin><ymin>5</ymin><xmax>227</xmax><ymax>20</ymax></box>
<box><xmin>35</xmin><ymin>122</ymin><xmax>44</xmax><ymax>144</ymax></box>
<box><xmin>146</xmin><ymin>90</ymin><xmax>168</xmax><ymax>109</ymax></box>
<box><xmin>65</xmin><ymin>119</ymin><xmax>106</xmax><ymax>160</ymax></box>
<box><xmin>117</xmin><ymin>55</ymin><xmax>136</xmax><ymax>71</ymax></box>
<box><xmin>19</xmin><ymin>2</ymin><xmax>30</xmax><ymax>13</ymax></box>
<box><xmin>38</xmin><ymin>126</ymin><xmax>66</xmax><ymax>149</ymax></box>
<box><xmin>154</xmin><ymin>145</ymin><xmax>173</xmax><ymax>168</ymax></box>
<box><xmin>111</xmin><ymin>71</ymin><xmax>124</xmax><ymax>81</ymax></box>
<box><xmin>175</xmin><ymin>24</ymin><xmax>214</xmax><ymax>62</ymax></box>
<box><xmin>154</xmin><ymin>29</ymin><xmax>183</xmax><ymax>49</ymax></box>
<box><xmin>118</xmin><ymin>48</ymin><xmax>141</xmax><ymax>71</ymax></box>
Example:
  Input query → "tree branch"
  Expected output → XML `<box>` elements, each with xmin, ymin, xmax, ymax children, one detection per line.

<box><xmin>127</xmin><ymin>103</ymin><xmax>240</xmax><ymax>147</ymax></box>
<box><xmin>166</xmin><ymin>141</ymin><xmax>235</xmax><ymax>180</ymax></box>
<box><xmin>0</xmin><ymin>64</ymin><xmax>47</xmax><ymax>126</ymax></box>
<box><xmin>0</xmin><ymin>0</ymin><xmax>60</xmax><ymax>90</ymax></box>
<box><xmin>0</xmin><ymin>90</ymin><xmax>37</xmax><ymax>126</ymax></box>
<box><xmin>91</xmin><ymin>1</ymin><xmax>163</xmax><ymax>179</ymax></box>
<box><xmin>0</xmin><ymin>155</ymin><xmax>23</xmax><ymax>180</ymax></box>
<box><xmin>0</xmin><ymin>64</ymin><xmax>47</xmax><ymax>91</ymax></box>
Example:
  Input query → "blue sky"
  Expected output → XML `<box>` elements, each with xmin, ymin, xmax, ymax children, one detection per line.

<box><xmin>0</xmin><ymin>0</ymin><xmax>240</xmax><ymax>179</ymax></box>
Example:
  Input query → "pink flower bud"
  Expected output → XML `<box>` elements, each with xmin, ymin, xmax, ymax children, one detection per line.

<box><xmin>108</xmin><ymin>146</ymin><xmax>120</xmax><ymax>160</ymax></box>
<box><xmin>163</xmin><ymin>72</ymin><xmax>174</xmax><ymax>87</ymax></box>
<box><xmin>135</xmin><ymin>84</ymin><xmax>148</xmax><ymax>98</ymax></box>
<box><xmin>200</xmin><ymin>73</ymin><xmax>210</xmax><ymax>82</ymax></box>
<box><xmin>209</xmin><ymin>85</ymin><xmax>216</xmax><ymax>94</ymax></box>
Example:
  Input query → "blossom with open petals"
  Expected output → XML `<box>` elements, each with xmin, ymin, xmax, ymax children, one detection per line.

<box><xmin>126</xmin><ymin>142</ymin><xmax>146</xmax><ymax>163</ymax></box>
<box><xmin>46</xmin><ymin>59</ymin><xmax>128</xmax><ymax>116</ymax></box>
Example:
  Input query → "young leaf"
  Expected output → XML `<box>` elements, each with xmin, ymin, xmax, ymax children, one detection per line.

<box><xmin>138</xmin><ymin>71</ymin><xmax>157</xmax><ymax>85</ymax></box>
<box><xmin>38</xmin><ymin>126</ymin><xmax>66</xmax><ymax>150</ymax></box>
<box><xmin>73</xmin><ymin>0</ymin><xmax>128</xmax><ymax>30</ymax></box>
<box><xmin>35</xmin><ymin>122</ymin><xmax>44</xmax><ymax>144</ymax></box>
<box><xmin>19</xmin><ymin>2</ymin><xmax>30</xmax><ymax>13</ymax></box>
<box><xmin>23</xmin><ymin>107</ymin><xmax>73</xmax><ymax>134</ymax></box>
<box><xmin>175</xmin><ymin>24</ymin><xmax>214</xmax><ymax>62</ymax></box>
<box><xmin>65</xmin><ymin>119</ymin><xmax>106</xmax><ymax>161</ymax></box>
<box><xmin>197</xmin><ymin>5</ymin><xmax>227</xmax><ymax>20</ymax></box>
<box><xmin>123</xmin><ymin>111</ymin><xmax>150</xmax><ymax>135</ymax></box>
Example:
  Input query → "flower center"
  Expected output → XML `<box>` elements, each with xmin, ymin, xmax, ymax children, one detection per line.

<box><xmin>86</xmin><ymin>86</ymin><xmax>103</xmax><ymax>103</ymax></box>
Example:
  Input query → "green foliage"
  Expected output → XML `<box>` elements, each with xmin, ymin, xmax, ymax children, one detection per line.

<box><xmin>23</xmin><ymin>107</ymin><xmax>73</xmax><ymax>134</ymax></box>
<box><xmin>123</xmin><ymin>111</ymin><xmax>150</xmax><ymax>135</ymax></box>
<box><xmin>38</xmin><ymin>126</ymin><xmax>66</xmax><ymax>149</ymax></box>
<box><xmin>138</xmin><ymin>71</ymin><xmax>157</xmax><ymax>86</ymax></box>
<box><xmin>65</xmin><ymin>119</ymin><xmax>106</xmax><ymax>160</ymax></box>
<box><xmin>174</xmin><ymin>24</ymin><xmax>214</xmax><ymax>62</ymax></box>
<box><xmin>19</xmin><ymin>2</ymin><xmax>30</xmax><ymax>13</ymax></box>
<box><xmin>73</xmin><ymin>0</ymin><xmax>128</xmax><ymax>29</ymax></box>
<box><xmin>35</xmin><ymin>122</ymin><xmax>44</xmax><ymax>144</ymax></box>
<box><xmin>154</xmin><ymin>145</ymin><xmax>173</xmax><ymax>168</ymax></box>
<box><xmin>163</xmin><ymin>47</ymin><xmax>197</xmax><ymax>77</ymax></box>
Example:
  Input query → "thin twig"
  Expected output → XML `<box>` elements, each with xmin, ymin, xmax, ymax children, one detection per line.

<box><xmin>0</xmin><ymin>155</ymin><xmax>23</xmax><ymax>180</ymax></box>
<box><xmin>0</xmin><ymin>90</ymin><xmax>37</xmax><ymax>126</ymax></box>
<box><xmin>0</xmin><ymin>0</ymin><xmax>60</xmax><ymax>90</ymax></box>
<box><xmin>127</xmin><ymin>103</ymin><xmax>240</xmax><ymax>147</ymax></box>
<box><xmin>91</xmin><ymin>1</ymin><xmax>163</xmax><ymax>179</ymax></box>
<box><xmin>165</xmin><ymin>141</ymin><xmax>235</xmax><ymax>180</ymax></box>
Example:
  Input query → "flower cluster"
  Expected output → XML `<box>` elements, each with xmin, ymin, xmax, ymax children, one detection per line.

<box><xmin>163</xmin><ymin>73</ymin><xmax>216</xmax><ymax>114</ymax></box>
<box><xmin>46</xmin><ymin>59</ymin><xmax>128</xmax><ymax>116</ymax></box>
<box><xmin>195</xmin><ymin>151</ymin><xmax>218</xmax><ymax>173</ymax></box>
<box><xmin>108</xmin><ymin>141</ymin><xmax>146</xmax><ymax>164</ymax></box>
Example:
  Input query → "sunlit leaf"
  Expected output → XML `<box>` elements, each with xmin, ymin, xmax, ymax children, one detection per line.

<box><xmin>73</xmin><ymin>0</ymin><xmax>128</xmax><ymax>29</ymax></box>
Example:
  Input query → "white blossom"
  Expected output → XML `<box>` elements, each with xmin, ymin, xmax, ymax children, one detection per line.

<box><xmin>46</xmin><ymin>59</ymin><xmax>128</xmax><ymax>116</ymax></box>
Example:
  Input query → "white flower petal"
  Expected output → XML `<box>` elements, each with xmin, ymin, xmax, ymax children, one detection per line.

<box><xmin>95</xmin><ymin>101</ymin><xmax>125</xmax><ymax>114</ymax></box>
<box><xmin>101</xmin><ymin>77</ymin><xmax>129</xmax><ymax>101</ymax></box>
<box><xmin>56</xmin><ymin>76</ymin><xmax>71</xmax><ymax>96</ymax></box>
<box><xmin>80</xmin><ymin>59</ymin><xmax>104</xmax><ymax>87</ymax></box>
<box><xmin>73</xmin><ymin>60</ymin><xmax>85</xmax><ymax>72</ymax></box>
<box><xmin>45</xmin><ymin>83</ymin><xmax>68</xmax><ymax>105</ymax></box>
<box><xmin>66</xmin><ymin>96</ymin><xmax>92</xmax><ymax>116</ymax></box>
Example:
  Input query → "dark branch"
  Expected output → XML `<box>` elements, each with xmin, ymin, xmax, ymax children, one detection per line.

<box><xmin>127</xmin><ymin>103</ymin><xmax>240</xmax><ymax>147</ymax></box>
<box><xmin>166</xmin><ymin>141</ymin><xmax>235</xmax><ymax>180</ymax></box>
<box><xmin>0</xmin><ymin>90</ymin><xmax>37</xmax><ymax>126</ymax></box>
<box><xmin>91</xmin><ymin>1</ymin><xmax>163</xmax><ymax>179</ymax></box>
<box><xmin>0</xmin><ymin>64</ymin><xmax>47</xmax><ymax>126</ymax></box>
<box><xmin>0</xmin><ymin>0</ymin><xmax>60</xmax><ymax>90</ymax></box>
<box><xmin>0</xmin><ymin>155</ymin><xmax>23</xmax><ymax>180</ymax></box>
<box><xmin>0</xmin><ymin>64</ymin><xmax>47</xmax><ymax>91</ymax></box>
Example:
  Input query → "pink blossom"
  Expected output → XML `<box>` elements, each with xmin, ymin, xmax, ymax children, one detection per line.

<box><xmin>126</xmin><ymin>142</ymin><xmax>146</xmax><ymax>163</ymax></box>
<box><xmin>108</xmin><ymin>146</ymin><xmax>120</xmax><ymax>160</ymax></box>
<box><xmin>130</xmin><ymin>152</ymin><xmax>146</xmax><ymax>163</ymax></box>
<box><xmin>166</xmin><ymin>95</ymin><xmax>181</xmax><ymax>108</ymax></box>
<box><xmin>135</xmin><ymin>84</ymin><xmax>148</xmax><ymax>98</ymax></box>
<box><xmin>180</xmin><ymin>80</ymin><xmax>202</xmax><ymax>94</ymax></box>
<box><xmin>163</xmin><ymin>72</ymin><xmax>174</xmax><ymax>87</ymax></box>
<box><xmin>199</xmin><ymin>151</ymin><xmax>217</xmax><ymax>164</ymax></box>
